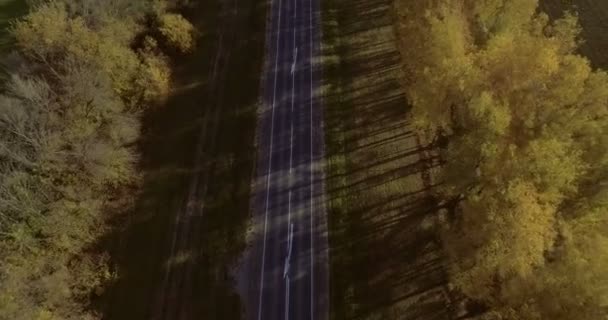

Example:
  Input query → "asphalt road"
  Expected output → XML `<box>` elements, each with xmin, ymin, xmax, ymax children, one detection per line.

<box><xmin>242</xmin><ymin>0</ymin><xmax>329</xmax><ymax>318</ymax></box>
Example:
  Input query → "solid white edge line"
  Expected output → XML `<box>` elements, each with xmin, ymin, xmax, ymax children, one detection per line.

<box><xmin>309</xmin><ymin>0</ymin><xmax>315</xmax><ymax>318</ymax></box>
<box><xmin>257</xmin><ymin>0</ymin><xmax>284</xmax><ymax>317</ymax></box>
<box><xmin>286</xmin><ymin>0</ymin><xmax>297</xmax><ymax>317</ymax></box>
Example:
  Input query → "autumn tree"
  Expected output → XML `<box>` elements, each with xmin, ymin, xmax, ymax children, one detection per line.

<box><xmin>396</xmin><ymin>0</ymin><xmax>608</xmax><ymax>318</ymax></box>
<box><xmin>0</xmin><ymin>0</ymin><xmax>195</xmax><ymax>318</ymax></box>
<box><xmin>157</xmin><ymin>13</ymin><xmax>196</xmax><ymax>53</ymax></box>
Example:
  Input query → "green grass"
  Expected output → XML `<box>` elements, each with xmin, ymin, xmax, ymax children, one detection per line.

<box><xmin>540</xmin><ymin>0</ymin><xmax>608</xmax><ymax>70</ymax></box>
<box><xmin>97</xmin><ymin>0</ymin><xmax>267</xmax><ymax>319</ymax></box>
<box><xmin>320</xmin><ymin>0</ymin><xmax>451</xmax><ymax>318</ymax></box>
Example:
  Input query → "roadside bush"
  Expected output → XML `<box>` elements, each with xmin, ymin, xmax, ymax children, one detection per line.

<box><xmin>135</xmin><ymin>37</ymin><xmax>172</xmax><ymax>104</ymax></box>
<box><xmin>157</xmin><ymin>13</ymin><xmax>196</xmax><ymax>53</ymax></box>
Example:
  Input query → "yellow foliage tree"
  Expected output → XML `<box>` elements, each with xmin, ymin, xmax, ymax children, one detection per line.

<box><xmin>396</xmin><ymin>0</ymin><xmax>608</xmax><ymax>317</ymax></box>
<box><xmin>135</xmin><ymin>38</ymin><xmax>172</xmax><ymax>104</ymax></box>
<box><xmin>12</xmin><ymin>2</ymin><xmax>141</xmax><ymax>99</ymax></box>
<box><xmin>445</xmin><ymin>180</ymin><xmax>557</xmax><ymax>300</ymax></box>
<box><xmin>158</xmin><ymin>13</ymin><xmax>196</xmax><ymax>53</ymax></box>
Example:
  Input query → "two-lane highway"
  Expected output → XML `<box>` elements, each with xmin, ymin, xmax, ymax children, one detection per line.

<box><xmin>241</xmin><ymin>0</ymin><xmax>328</xmax><ymax>317</ymax></box>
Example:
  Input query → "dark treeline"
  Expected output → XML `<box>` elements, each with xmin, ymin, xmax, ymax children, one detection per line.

<box><xmin>0</xmin><ymin>0</ymin><xmax>194</xmax><ymax>318</ymax></box>
<box><xmin>396</xmin><ymin>0</ymin><xmax>607</xmax><ymax>319</ymax></box>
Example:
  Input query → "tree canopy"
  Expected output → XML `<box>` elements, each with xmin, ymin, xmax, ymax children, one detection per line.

<box><xmin>396</xmin><ymin>0</ymin><xmax>608</xmax><ymax>318</ymax></box>
<box><xmin>0</xmin><ymin>0</ymin><xmax>195</xmax><ymax>318</ymax></box>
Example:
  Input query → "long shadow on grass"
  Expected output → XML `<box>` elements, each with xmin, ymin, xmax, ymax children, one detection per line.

<box><xmin>92</xmin><ymin>0</ymin><xmax>267</xmax><ymax>319</ymax></box>
<box><xmin>321</xmin><ymin>0</ymin><xmax>451</xmax><ymax>318</ymax></box>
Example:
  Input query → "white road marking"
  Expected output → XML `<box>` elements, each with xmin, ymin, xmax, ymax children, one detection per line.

<box><xmin>290</xmin><ymin>47</ymin><xmax>297</xmax><ymax>174</ymax></box>
<box><xmin>309</xmin><ymin>0</ymin><xmax>315</xmax><ymax>318</ymax></box>
<box><xmin>284</xmin><ymin>194</ymin><xmax>293</xmax><ymax>278</ymax></box>
<box><xmin>291</xmin><ymin>47</ymin><xmax>298</xmax><ymax>74</ymax></box>
<box><xmin>285</xmin><ymin>0</ymin><xmax>298</xmax><ymax>317</ymax></box>
<box><xmin>284</xmin><ymin>275</ymin><xmax>291</xmax><ymax>320</ymax></box>
<box><xmin>288</xmin><ymin>223</ymin><xmax>294</xmax><ymax>256</ymax></box>
<box><xmin>283</xmin><ymin>223</ymin><xmax>294</xmax><ymax>278</ymax></box>
<box><xmin>257</xmin><ymin>0</ymin><xmax>284</xmax><ymax>316</ymax></box>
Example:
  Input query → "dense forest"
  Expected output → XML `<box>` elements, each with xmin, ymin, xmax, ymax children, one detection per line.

<box><xmin>396</xmin><ymin>0</ymin><xmax>607</xmax><ymax>319</ymax></box>
<box><xmin>0</xmin><ymin>0</ymin><xmax>194</xmax><ymax>318</ymax></box>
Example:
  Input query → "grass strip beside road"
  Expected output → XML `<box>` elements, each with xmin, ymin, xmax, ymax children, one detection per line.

<box><xmin>99</xmin><ymin>0</ymin><xmax>267</xmax><ymax>319</ymax></box>
<box><xmin>320</xmin><ymin>0</ymin><xmax>452</xmax><ymax>318</ymax></box>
